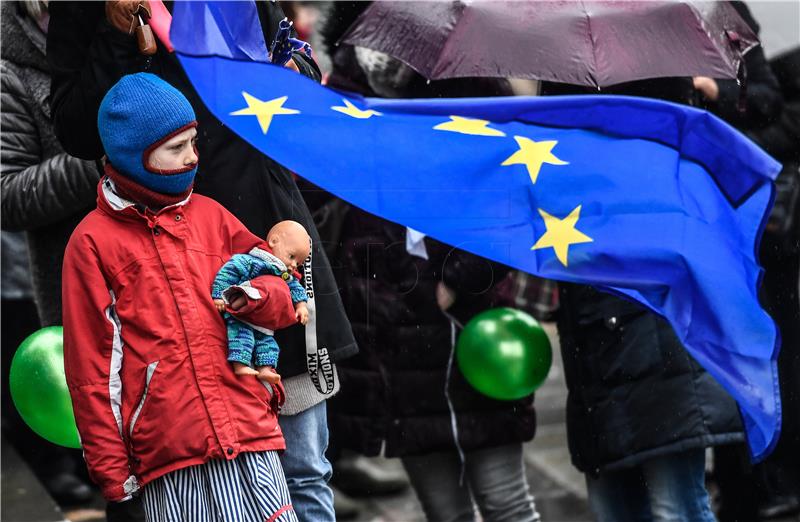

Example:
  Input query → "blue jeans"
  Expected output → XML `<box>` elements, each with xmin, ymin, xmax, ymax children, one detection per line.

<box><xmin>402</xmin><ymin>444</ymin><xmax>540</xmax><ymax>522</ymax></box>
<box><xmin>586</xmin><ymin>449</ymin><xmax>717</xmax><ymax>522</ymax></box>
<box><xmin>278</xmin><ymin>401</ymin><xmax>334</xmax><ymax>522</ymax></box>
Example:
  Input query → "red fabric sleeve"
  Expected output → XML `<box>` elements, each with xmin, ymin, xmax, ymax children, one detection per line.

<box><xmin>216</xmin><ymin>201</ymin><xmax>263</xmax><ymax>256</ymax></box>
<box><xmin>62</xmin><ymin>231</ymin><xmax>137</xmax><ymax>501</ymax></box>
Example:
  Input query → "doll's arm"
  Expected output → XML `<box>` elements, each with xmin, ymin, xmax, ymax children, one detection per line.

<box><xmin>287</xmin><ymin>278</ymin><xmax>309</xmax><ymax>324</ymax></box>
<box><xmin>294</xmin><ymin>301</ymin><xmax>309</xmax><ymax>325</ymax></box>
<box><xmin>211</xmin><ymin>254</ymin><xmax>257</xmax><ymax>300</ymax></box>
<box><xmin>287</xmin><ymin>277</ymin><xmax>308</xmax><ymax>304</ymax></box>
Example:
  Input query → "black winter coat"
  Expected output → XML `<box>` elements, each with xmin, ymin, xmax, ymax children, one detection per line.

<box><xmin>46</xmin><ymin>2</ymin><xmax>357</xmax><ymax>376</ymax></box>
<box><xmin>557</xmin><ymin>285</ymin><xmax>744</xmax><ymax>473</ymax></box>
<box><xmin>749</xmin><ymin>48</ymin><xmax>800</xmax><ymax>161</ymax></box>
<box><xmin>328</xmin><ymin>211</ymin><xmax>537</xmax><ymax>457</ymax></box>
<box><xmin>543</xmin><ymin>76</ymin><xmax>745</xmax><ymax>473</ymax></box>
<box><xmin>749</xmin><ymin>48</ymin><xmax>800</xmax><ymax>460</ymax></box>
<box><xmin>0</xmin><ymin>1</ymin><xmax>101</xmax><ymax>326</ymax></box>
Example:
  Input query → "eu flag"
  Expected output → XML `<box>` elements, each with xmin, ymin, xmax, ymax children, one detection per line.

<box><xmin>170</xmin><ymin>1</ymin><xmax>782</xmax><ymax>460</ymax></box>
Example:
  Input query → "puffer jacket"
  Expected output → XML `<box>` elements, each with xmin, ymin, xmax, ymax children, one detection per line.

<box><xmin>0</xmin><ymin>1</ymin><xmax>100</xmax><ymax>326</ymax></box>
<box><xmin>329</xmin><ymin>212</ymin><xmax>536</xmax><ymax>457</ymax></box>
<box><xmin>63</xmin><ymin>180</ymin><xmax>285</xmax><ymax>501</ymax></box>
<box><xmin>557</xmin><ymin>285</ymin><xmax>744</xmax><ymax>474</ymax></box>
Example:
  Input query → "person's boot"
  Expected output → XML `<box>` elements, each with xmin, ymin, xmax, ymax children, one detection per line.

<box><xmin>332</xmin><ymin>454</ymin><xmax>409</xmax><ymax>497</ymax></box>
<box><xmin>332</xmin><ymin>485</ymin><xmax>361</xmax><ymax>520</ymax></box>
<box><xmin>106</xmin><ymin>496</ymin><xmax>146</xmax><ymax>522</ymax></box>
<box><xmin>43</xmin><ymin>472</ymin><xmax>94</xmax><ymax>505</ymax></box>
<box><xmin>759</xmin><ymin>495</ymin><xmax>800</xmax><ymax>520</ymax></box>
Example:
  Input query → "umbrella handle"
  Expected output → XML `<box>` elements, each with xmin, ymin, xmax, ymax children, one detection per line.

<box><xmin>725</xmin><ymin>30</ymin><xmax>748</xmax><ymax>113</ymax></box>
<box><xmin>736</xmin><ymin>61</ymin><xmax>748</xmax><ymax>113</ymax></box>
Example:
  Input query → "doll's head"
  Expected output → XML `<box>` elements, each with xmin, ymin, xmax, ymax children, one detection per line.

<box><xmin>98</xmin><ymin>73</ymin><xmax>198</xmax><ymax>194</ymax></box>
<box><xmin>267</xmin><ymin>221</ymin><xmax>311</xmax><ymax>271</ymax></box>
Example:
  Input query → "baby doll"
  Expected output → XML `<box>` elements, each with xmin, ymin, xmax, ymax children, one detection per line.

<box><xmin>212</xmin><ymin>220</ymin><xmax>311</xmax><ymax>383</ymax></box>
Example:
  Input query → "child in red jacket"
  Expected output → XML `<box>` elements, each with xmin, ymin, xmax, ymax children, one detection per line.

<box><xmin>62</xmin><ymin>73</ymin><xmax>297</xmax><ymax>521</ymax></box>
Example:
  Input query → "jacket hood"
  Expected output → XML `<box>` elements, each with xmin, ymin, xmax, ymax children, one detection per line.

<box><xmin>1</xmin><ymin>2</ymin><xmax>48</xmax><ymax>71</ymax></box>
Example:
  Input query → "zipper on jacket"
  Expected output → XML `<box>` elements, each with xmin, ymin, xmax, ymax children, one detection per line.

<box><xmin>129</xmin><ymin>361</ymin><xmax>159</xmax><ymax>437</ymax></box>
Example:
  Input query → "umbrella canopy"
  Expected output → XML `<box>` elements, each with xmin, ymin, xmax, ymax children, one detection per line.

<box><xmin>341</xmin><ymin>1</ymin><xmax>760</xmax><ymax>88</ymax></box>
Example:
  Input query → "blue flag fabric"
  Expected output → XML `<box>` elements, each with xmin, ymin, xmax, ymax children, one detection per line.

<box><xmin>170</xmin><ymin>1</ymin><xmax>268</xmax><ymax>62</ymax></box>
<box><xmin>171</xmin><ymin>1</ymin><xmax>782</xmax><ymax>460</ymax></box>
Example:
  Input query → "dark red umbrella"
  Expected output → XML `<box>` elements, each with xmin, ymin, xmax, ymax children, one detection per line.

<box><xmin>341</xmin><ymin>1</ymin><xmax>759</xmax><ymax>88</ymax></box>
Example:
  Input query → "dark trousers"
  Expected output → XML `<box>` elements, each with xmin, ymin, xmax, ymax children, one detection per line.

<box><xmin>759</xmin><ymin>240</ymin><xmax>800</xmax><ymax>497</ymax></box>
<box><xmin>715</xmin><ymin>239</ymin><xmax>800</xmax><ymax>521</ymax></box>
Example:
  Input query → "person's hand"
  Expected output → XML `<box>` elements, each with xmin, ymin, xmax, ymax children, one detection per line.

<box><xmin>285</xmin><ymin>58</ymin><xmax>300</xmax><ymax>73</ymax></box>
<box><xmin>213</xmin><ymin>299</ymin><xmax>227</xmax><ymax>313</ymax></box>
<box><xmin>693</xmin><ymin>76</ymin><xmax>719</xmax><ymax>102</ymax></box>
<box><xmin>436</xmin><ymin>282</ymin><xmax>456</xmax><ymax>311</ymax></box>
<box><xmin>105</xmin><ymin>1</ymin><xmax>151</xmax><ymax>35</ymax></box>
<box><xmin>295</xmin><ymin>302</ymin><xmax>309</xmax><ymax>325</ymax></box>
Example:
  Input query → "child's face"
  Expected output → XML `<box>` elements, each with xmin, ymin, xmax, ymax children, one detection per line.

<box><xmin>147</xmin><ymin>127</ymin><xmax>198</xmax><ymax>172</ymax></box>
<box><xmin>270</xmin><ymin>230</ymin><xmax>311</xmax><ymax>271</ymax></box>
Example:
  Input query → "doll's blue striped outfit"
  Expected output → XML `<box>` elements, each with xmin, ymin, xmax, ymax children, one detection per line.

<box><xmin>212</xmin><ymin>248</ymin><xmax>307</xmax><ymax>368</ymax></box>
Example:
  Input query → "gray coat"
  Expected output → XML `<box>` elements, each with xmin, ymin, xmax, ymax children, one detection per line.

<box><xmin>1</xmin><ymin>1</ymin><xmax>100</xmax><ymax>326</ymax></box>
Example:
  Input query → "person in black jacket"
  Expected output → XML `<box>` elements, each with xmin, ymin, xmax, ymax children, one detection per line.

<box><xmin>328</xmin><ymin>213</ymin><xmax>541</xmax><ymax>522</ymax></box>
<box><xmin>695</xmin><ymin>5</ymin><xmax>799</xmax><ymax>517</ymax></box>
<box><xmin>46</xmin><ymin>3</ymin><xmax>357</xmax><ymax>520</ymax></box>
<box><xmin>0</xmin><ymin>0</ymin><xmax>99</xmax><ymax>506</ymax></box>
<box><xmin>692</xmin><ymin>4</ymin><xmax>799</xmax><ymax>520</ymax></box>
<box><xmin>747</xmin><ymin>47</ymin><xmax>800</xmax><ymax>520</ymax></box>
<box><xmin>543</xmin><ymin>75</ymin><xmax>746</xmax><ymax>521</ymax></box>
<box><xmin>318</xmin><ymin>6</ymin><xmax>540</xmax><ymax>521</ymax></box>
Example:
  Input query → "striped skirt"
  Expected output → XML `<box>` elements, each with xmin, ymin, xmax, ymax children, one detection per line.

<box><xmin>142</xmin><ymin>451</ymin><xmax>297</xmax><ymax>522</ymax></box>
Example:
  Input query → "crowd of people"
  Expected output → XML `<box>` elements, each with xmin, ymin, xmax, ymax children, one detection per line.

<box><xmin>1</xmin><ymin>1</ymin><xmax>797</xmax><ymax>521</ymax></box>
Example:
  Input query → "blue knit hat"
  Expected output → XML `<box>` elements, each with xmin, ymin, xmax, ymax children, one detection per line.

<box><xmin>98</xmin><ymin>73</ymin><xmax>198</xmax><ymax>194</ymax></box>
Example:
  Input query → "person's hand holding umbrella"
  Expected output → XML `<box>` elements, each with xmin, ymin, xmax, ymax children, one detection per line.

<box><xmin>693</xmin><ymin>76</ymin><xmax>721</xmax><ymax>101</ymax></box>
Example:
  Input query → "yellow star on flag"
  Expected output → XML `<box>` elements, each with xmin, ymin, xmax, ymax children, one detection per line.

<box><xmin>501</xmin><ymin>136</ymin><xmax>568</xmax><ymax>184</ymax></box>
<box><xmin>331</xmin><ymin>99</ymin><xmax>382</xmax><ymax>119</ymax></box>
<box><xmin>531</xmin><ymin>205</ymin><xmax>593</xmax><ymax>267</ymax></box>
<box><xmin>433</xmin><ymin>116</ymin><xmax>505</xmax><ymax>137</ymax></box>
<box><xmin>230</xmin><ymin>92</ymin><xmax>299</xmax><ymax>134</ymax></box>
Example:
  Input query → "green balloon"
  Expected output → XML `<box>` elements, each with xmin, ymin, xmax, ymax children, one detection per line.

<box><xmin>456</xmin><ymin>308</ymin><xmax>552</xmax><ymax>400</ymax></box>
<box><xmin>9</xmin><ymin>326</ymin><xmax>81</xmax><ymax>449</ymax></box>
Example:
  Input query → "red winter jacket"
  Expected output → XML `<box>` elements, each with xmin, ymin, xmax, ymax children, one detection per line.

<box><xmin>62</xmin><ymin>180</ymin><xmax>285</xmax><ymax>501</ymax></box>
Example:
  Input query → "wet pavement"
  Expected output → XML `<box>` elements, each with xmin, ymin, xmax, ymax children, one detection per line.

<box><xmin>1</xmin><ymin>438</ymin><xmax>66</xmax><ymax>522</ymax></box>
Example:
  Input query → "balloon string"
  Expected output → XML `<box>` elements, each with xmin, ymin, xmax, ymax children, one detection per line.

<box><xmin>444</xmin><ymin>315</ymin><xmax>467</xmax><ymax>485</ymax></box>
<box><xmin>442</xmin><ymin>310</ymin><xmax>464</xmax><ymax>330</ymax></box>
